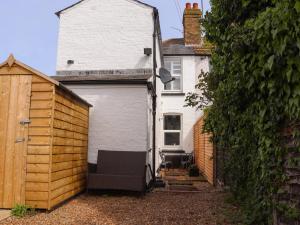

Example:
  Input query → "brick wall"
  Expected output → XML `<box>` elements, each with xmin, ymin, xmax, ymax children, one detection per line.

<box><xmin>183</xmin><ymin>3</ymin><xmax>202</xmax><ymax>46</ymax></box>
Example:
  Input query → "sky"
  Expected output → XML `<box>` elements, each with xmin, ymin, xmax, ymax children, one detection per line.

<box><xmin>0</xmin><ymin>0</ymin><xmax>210</xmax><ymax>75</ymax></box>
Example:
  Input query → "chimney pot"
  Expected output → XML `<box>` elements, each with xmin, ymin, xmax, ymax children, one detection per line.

<box><xmin>186</xmin><ymin>3</ymin><xmax>191</xmax><ymax>9</ymax></box>
<box><xmin>193</xmin><ymin>3</ymin><xmax>199</xmax><ymax>9</ymax></box>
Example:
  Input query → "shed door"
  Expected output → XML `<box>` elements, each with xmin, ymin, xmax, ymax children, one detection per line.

<box><xmin>0</xmin><ymin>75</ymin><xmax>32</xmax><ymax>208</ymax></box>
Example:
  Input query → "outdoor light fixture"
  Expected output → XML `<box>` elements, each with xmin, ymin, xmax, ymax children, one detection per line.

<box><xmin>67</xmin><ymin>60</ymin><xmax>74</xmax><ymax>65</ymax></box>
<box><xmin>144</xmin><ymin>48</ymin><xmax>152</xmax><ymax>56</ymax></box>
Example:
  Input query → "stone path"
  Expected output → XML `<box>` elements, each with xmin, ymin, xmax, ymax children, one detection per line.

<box><xmin>0</xmin><ymin>210</ymin><xmax>10</xmax><ymax>222</ymax></box>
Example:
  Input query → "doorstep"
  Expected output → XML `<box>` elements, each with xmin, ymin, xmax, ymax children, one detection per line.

<box><xmin>0</xmin><ymin>210</ymin><xmax>10</xmax><ymax>222</ymax></box>
<box><xmin>158</xmin><ymin>168</ymin><xmax>209</xmax><ymax>192</ymax></box>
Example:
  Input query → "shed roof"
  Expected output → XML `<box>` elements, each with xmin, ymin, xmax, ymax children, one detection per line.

<box><xmin>0</xmin><ymin>55</ymin><xmax>92</xmax><ymax>107</ymax></box>
<box><xmin>0</xmin><ymin>54</ymin><xmax>59</xmax><ymax>85</ymax></box>
<box><xmin>162</xmin><ymin>38</ymin><xmax>213</xmax><ymax>56</ymax></box>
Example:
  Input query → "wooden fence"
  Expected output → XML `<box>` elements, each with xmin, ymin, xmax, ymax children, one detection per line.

<box><xmin>193</xmin><ymin>114</ymin><xmax>300</xmax><ymax>223</ymax></box>
<box><xmin>193</xmin><ymin>115</ymin><xmax>215</xmax><ymax>185</ymax></box>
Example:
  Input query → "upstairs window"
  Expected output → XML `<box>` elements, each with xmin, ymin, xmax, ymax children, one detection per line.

<box><xmin>164</xmin><ymin>57</ymin><xmax>182</xmax><ymax>91</ymax></box>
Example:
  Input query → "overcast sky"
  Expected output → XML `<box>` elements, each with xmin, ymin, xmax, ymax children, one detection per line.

<box><xmin>0</xmin><ymin>0</ymin><xmax>210</xmax><ymax>75</ymax></box>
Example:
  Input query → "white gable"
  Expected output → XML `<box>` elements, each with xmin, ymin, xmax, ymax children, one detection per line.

<box><xmin>56</xmin><ymin>0</ymin><xmax>156</xmax><ymax>72</ymax></box>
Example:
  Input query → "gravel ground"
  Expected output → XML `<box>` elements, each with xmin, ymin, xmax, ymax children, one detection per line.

<box><xmin>1</xmin><ymin>184</ymin><xmax>239</xmax><ymax>225</ymax></box>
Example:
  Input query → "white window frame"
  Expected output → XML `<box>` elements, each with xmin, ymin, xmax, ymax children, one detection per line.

<box><xmin>162</xmin><ymin>113</ymin><xmax>183</xmax><ymax>150</ymax></box>
<box><xmin>163</xmin><ymin>57</ymin><xmax>183</xmax><ymax>92</ymax></box>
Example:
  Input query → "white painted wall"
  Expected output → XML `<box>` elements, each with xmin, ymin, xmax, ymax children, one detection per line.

<box><xmin>56</xmin><ymin>0</ymin><xmax>156</xmax><ymax>71</ymax></box>
<box><xmin>64</xmin><ymin>84</ymin><xmax>150</xmax><ymax>164</ymax></box>
<box><xmin>156</xmin><ymin>55</ymin><xmax>210</xmax><ymax>161</ymax></box>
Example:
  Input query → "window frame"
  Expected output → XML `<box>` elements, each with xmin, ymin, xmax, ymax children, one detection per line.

<box><xmin>163</xmin><ymin>57</ymin><xmax>183</xmax><ymax>93</ymax></box>
<box><xmin>162</xmin><ymin>113</ymin><xmax>183</xmax><ymax>149</ymax></box>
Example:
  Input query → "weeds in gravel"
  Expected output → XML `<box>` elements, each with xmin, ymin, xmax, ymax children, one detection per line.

<box><xmin>221</xmin><ymin>193</ymin><xmax>245</xmax><ymax>225</ymax></box>
<box><xmin>11</xmin><ymin>204</ymin><xmax>35</xmax><ymax>218</ymax></box>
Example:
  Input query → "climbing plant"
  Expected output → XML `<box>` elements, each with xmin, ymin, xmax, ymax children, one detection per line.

<box><xmin>185</xmin><ymin>0</ymin><xmax>300</xmax><ymax>224</ymax></box>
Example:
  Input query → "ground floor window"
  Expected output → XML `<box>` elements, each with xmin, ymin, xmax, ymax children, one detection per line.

<box><xmin>163</xmin><ymin>114</ymin><xmax>182</xmax><ymax>147</ymax></box>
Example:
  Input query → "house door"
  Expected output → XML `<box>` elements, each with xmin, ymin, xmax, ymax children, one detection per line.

<box><xmin>0</xmin><ymin>75</ymin><xmax>32</xmax><ymax>208</ymax></box>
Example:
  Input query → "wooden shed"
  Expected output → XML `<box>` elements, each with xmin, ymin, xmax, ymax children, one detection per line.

<box><xmin>0</xmin><ymin>55</ymin><xmax>91</xmax><ymax>210</ymax></box>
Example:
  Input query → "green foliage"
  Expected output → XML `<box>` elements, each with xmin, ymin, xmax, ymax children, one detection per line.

<box><xmin>277</xmin><ymin>203</ymin><xmax>300</xmax><ymax>220</ymax></box>
<box><xmin>11</xmin><ymin>204</ymin><xmax>34</xmax><ymax>218</ymax></box>
<box><xmin>186</xmin><ymin>0</ymin><xmax>300</xmax><ymax>224</ymax></box>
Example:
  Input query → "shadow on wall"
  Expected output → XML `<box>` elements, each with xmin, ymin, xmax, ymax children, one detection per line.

<box><xmin>135</xmin><ymin>55</ymin><xmax>152</xmax><ymax>69</ymax></box>
<box><xmin>183</xmin><ymin>125</ymin><xmax>194</xmax><ymax>153</ymax></box>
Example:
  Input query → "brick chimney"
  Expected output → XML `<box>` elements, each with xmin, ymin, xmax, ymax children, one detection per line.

<box><xmin>183</xmin><ymin>2</ymin><xmax>202</xmax><ymax>46</ymax></box>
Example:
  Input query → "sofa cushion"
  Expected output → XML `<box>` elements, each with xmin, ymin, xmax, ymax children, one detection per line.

<box><xmin>87</xmin><ymin>173</ymin><xmax>145</xmax><ymax>192</ymax></box>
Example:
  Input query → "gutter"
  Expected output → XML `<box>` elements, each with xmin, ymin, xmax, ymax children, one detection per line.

<box><xmin>151</xmin><ymin>8</ymin><xmax>159</xmax><ymax>183</ymax></box>
<box><xmin>57</xmin><ymin>80</ymin><xmax>149</xmax><ymax>85</ymax></box>
<box><xmin>163</xmin><ymin>53</ymin><xmax>212</xmax><ymax>57</ymax></box>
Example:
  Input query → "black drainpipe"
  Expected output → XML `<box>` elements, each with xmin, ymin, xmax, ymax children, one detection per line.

<box><xmin>152</xmin><ymin>8</ymin><xmax>158</xmax><ymax>183</ymax></box>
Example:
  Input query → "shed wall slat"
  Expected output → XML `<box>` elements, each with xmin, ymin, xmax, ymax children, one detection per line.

<box><xmin>31</xmin><ymin>100</ymin><xmax>53</xmax><ymax>109</ymax></box>
<box><xmin>26</xmin><ymin>191</ymin><xmax>48</xmax><ymax>201</ymax></box>
<box><xmin>29</xmin><ymin>127</ymin><xmax>51</xmax><ymax>136</ymax></box>
<box><xmin>26</xmin><ymin>182</ymin><xmax>48</xmax><ymax>192</ymax></box>
<box><xmin>26</xmin><ymin>173</ymin><xmax>49</xmax><ymax>183</ymax></box>
<box><xmin>27</xmin><ymin>164</ymin><xmax>50</xmax><ymax>173</ymax></box>
<box><xmin>25</xmin><ymin>201</ymin><xmax>48</xmax><ymax>209</ymax></box>
<box><xmin>31</xmin><ymin>92</ymin><xmax>53</xmax><ymax>100</ymax></box>
<box><xmin>27</xmin><ymin>146</ymin><xmax>51</xmax><ymax>155</ymax></box>
<box><xmin>30</xmin><ymin>109</ymin><xmax>52</xmax><ymax>118</ymax></box>
<box><xmin>31</xmin><ymin>76</ymin><xmax>48</xmax><ymax>83</ymax></box>
<box><xmin>31</xmin><ymin>83</ymin><xmax>53</xmax><ymax>92</ymax></box>
<box><xmin>27</xmin><ymin>155</ymin><xmax>50</xmax><ymax>164</ymax></box>
<box><xmin>30</xmin><ymin>118</ymin><xmax>52</xmax><ymax>127</ymax></box>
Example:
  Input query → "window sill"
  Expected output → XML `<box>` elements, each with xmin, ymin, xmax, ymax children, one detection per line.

<box><xmin>161</xmin><ymin>92</ymin><xmax>185</xmax><ymax>96</ymax></box>
<box><xmin>161</xmin><ymin>149</ymin><xmax>185</xmax><ymax>154</ymax></box>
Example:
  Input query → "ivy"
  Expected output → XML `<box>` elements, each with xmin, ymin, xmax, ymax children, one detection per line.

<box><xmin>186</xmin><ymin>0</ymin><xmax>300</xmax><ymax>224</ymax></box>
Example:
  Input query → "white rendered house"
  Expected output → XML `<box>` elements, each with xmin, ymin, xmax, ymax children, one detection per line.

<box><xmin>155</xmin><ymin>2</ymin><xmax>212</xmax><ymax>167</ymax></box>
<box><xmin>54</xmin><ymin>0</ymin><xmax>163</xmax><ymax>188</ymax></box>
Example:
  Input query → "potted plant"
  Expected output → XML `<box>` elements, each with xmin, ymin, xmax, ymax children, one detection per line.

<box><xmin>188</xmin><ymin>164</ymin><xmax>200</xmax><ymax>177</ymax></box>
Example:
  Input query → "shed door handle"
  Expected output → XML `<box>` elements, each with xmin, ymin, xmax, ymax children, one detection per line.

<box><xmin>15</xmin><ymin>138</ymin><xmax>25</xmax><ymax>143</ymax></box>
<box><xmin>20</xmin><ymin>119</ymin><xmax>31</xmax><ymax>125</ymax></box>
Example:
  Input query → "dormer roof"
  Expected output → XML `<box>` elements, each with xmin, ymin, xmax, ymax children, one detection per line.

<box><xmin>162</xmin><ymin>38</ymin><xmax>213</xmax><ymax>56</ymax></box>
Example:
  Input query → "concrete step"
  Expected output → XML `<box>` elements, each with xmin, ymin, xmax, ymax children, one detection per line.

<box><xmin>168</xmin><ymin>184</ymin><xmax>199</xmax><ymax>191</ymax></box>
<box><xmin>168</xmin><ymin>180</ymin><xmax>194</xmax><ymax>185</ymax></box>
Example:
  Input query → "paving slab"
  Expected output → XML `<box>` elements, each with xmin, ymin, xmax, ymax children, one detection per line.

<box><xmin>0</xmin><ymin>210</ymin><xmax>10</xmax><ymax>222</ymax></box>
